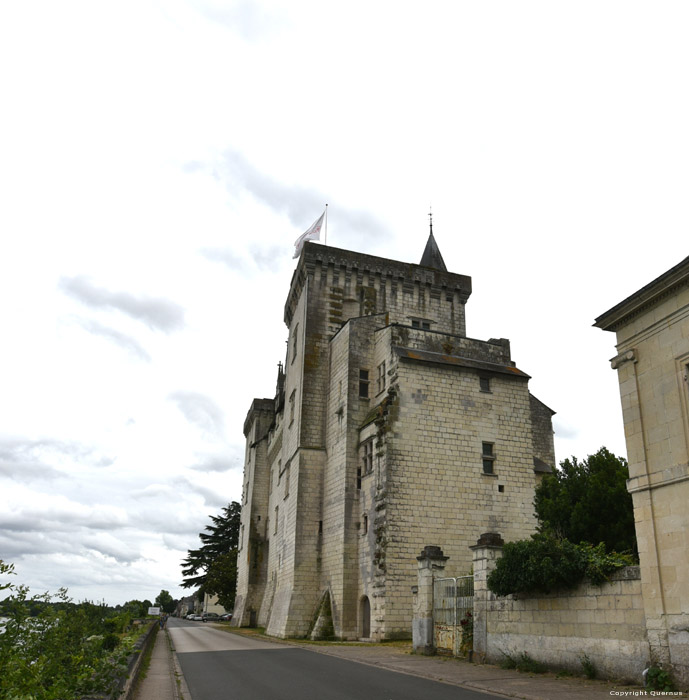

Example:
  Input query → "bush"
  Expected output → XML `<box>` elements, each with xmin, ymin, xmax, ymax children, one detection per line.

<box><xmin>487</xmin><ymin>534</ymin><xmax>633</xmax><ymax>596</ymax></box>
<box><xmin>0</xmin><ymin>559</ymin><xmax>138</xmax><ymax>700</ymax></box>
<box><xmin>646</xmin><ymin>666</ymin><xmax>675</xmax><ymax>692</ymax></box>
<box><xmin>499</xmin><ymin>652</ymin><xmax>546</xmax><ymax>673</ymax></box>
<box><xmin>102</xmin><ymin>633</ymin><xmax>120</xmax><ymax>651</ymax></box>
<box><xmin>458</xmin><ymin>612</ymin><xmax>473</xmax><ymax>655</ymax></box>
<box><xmin>580</xmin><ymin>653</ymin><xmax>596</xmax><ymax>679</ymax></box>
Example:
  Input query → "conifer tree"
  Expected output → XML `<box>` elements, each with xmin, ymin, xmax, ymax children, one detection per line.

<box><xmin>534</xmin><ymin>447</ymin><xmax>637</xmax><ymax>556</ymax></box>
<box><xmin>181</xmin><ymin>502</ymin><xmax>241</xmax><ymax>591</ymax></box>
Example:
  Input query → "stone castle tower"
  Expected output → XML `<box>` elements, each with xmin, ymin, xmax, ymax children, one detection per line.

<box><xmin>232</xmin><ymin>233</ymin><xmax>555</xmax><ymax>640</ymax></box>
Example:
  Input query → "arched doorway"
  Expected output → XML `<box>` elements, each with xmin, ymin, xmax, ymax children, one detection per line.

<box><xmin>360</xmin><ymin>596</ymin><xmax>371</xmax><ymax>638</ymax></box>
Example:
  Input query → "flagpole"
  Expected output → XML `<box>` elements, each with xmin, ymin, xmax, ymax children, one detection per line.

<box><xmin>324</xmin><ymin>203</ymin><xmax>328</xmax><ymax>246</ymax></box>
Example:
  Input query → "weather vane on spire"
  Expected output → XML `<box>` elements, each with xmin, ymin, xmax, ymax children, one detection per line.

<box><xmin>429</xmin><ymin>206</ymin><xmax>433</xmax><ymax>235</ymax></box>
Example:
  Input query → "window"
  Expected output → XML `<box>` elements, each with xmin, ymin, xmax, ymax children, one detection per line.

<box><xmin>480</xmin><ymin>376</ymin><xmax>491</xmax><ymax>393</ymax></box>
<box><xmin>482</xmin><ymin>442</ymin><xmax>496</xmax><ymax>474</ymax></box>
<box><xmin>362</xmin><ymin>440</ymin><xmax>373</xmax><ymax>474</ymax></box>
<box><xmin>362</xmin><ymin>513</ymin><xmax>368</xmax><ymax>535</ymax></box>
<box><xmin>291</xmin><ymin>323</ymin><xmax>299</xmax><ymax>364</ymax></box>
<box><xmin>356</xmin><ymin>466</ymin><xmax>362</xmax><ymax>490</ymax></box>
<box><xmin>411</xmin><ymin>318</ymin><xmax>432</xmax><ymax>330</ymax></box>
<box><xmin>284</xmin><ymin>465</ymin><xmax>290</xmax><ymax>499</ymax></box>
<box><xmin>274</xmin><ymin>506</ymin><xmax>279</xmax><ymax>534</ymax></box>
<box><xmin>377</xmin><ymin>361</ymin><xmax>386</xmax><ymax>394</ymax></box>
<box><xmin>289</xmin><ymin>389</ymin><xmax>296</xmax><ymax>425</ymax></box>
<box><xmin>359</xmin><ymin>369</ymin><xmax>370</xmax><ymax>398</ymax></box>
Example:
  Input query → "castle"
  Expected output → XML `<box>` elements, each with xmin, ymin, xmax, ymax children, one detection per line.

<box><xmin>232</xmin><ymin>232</ymin><xmax>555</xmax><ymax>640</ymax></box>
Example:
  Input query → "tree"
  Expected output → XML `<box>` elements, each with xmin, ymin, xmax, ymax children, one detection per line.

<box><xmin>181</xmin><ymin>502</ymin><xmax>241</xmax><ymax>592</ymax></box>
<box><xmin>204</xmin><ymin>550</ymin><xmax>238</xmax><ymax>611</ymax></box>
<box><xmin>534</xmin><ymin>447</ymin><xmax>637</xmax><ymax>556</ymax></box>
<box><xmin>155</xmin><ymin>589</ymin><xmax>176</xmax><ymax>614</ymax></box>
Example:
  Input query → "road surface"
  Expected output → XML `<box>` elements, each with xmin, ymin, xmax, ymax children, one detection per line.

<box><xmin>167</xmin><ymin>618</ymin><xmax>501</xmax><ymax>700</ymax></box>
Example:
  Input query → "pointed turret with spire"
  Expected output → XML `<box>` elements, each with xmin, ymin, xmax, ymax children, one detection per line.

<box><xmin>419</xmin><ymin>208</ymin><xmax>447</xmax><ymax>271</ymax></box>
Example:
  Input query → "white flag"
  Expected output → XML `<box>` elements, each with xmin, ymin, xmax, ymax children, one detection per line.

<box><xmin>293</xmin><ymin>212</ymin><xmax>325</xmax><ymax>259</ymax></box>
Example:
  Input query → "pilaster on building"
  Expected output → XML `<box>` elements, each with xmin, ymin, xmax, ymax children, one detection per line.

<box><xmin>595</xmin><ymin>255</ymin><xmax>689</xmax><ymax>687</ymax></box>
<box><xmin>233</xmin><ymin>231</ymin><xmax>555</xmax><ymax>641</ymax></box>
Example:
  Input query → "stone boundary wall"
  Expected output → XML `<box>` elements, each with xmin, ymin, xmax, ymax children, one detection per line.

<box><xmin>483</xmin><ymin>567</ymin><xmax>650</xmax><ymax>682</ymax></box>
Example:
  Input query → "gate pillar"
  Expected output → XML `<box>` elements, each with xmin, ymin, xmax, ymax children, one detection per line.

<box><xmin>412</xmin><ymin>545</ymin><xmax>448</xmax><ymax>655</ymax></box>
<box><xmin>470</xmin><ymin>532</ymin><xmax>504</xmax><ymax>663</ymax></box>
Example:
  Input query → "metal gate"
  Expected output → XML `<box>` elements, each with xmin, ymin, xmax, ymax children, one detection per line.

<box><xmin>433</xmin><ymin>576</ymin><xmax>473</xmax><ymax>656</ymax></box>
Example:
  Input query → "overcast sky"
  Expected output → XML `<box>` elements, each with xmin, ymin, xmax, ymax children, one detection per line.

<box><xmin>1</xmin><ymin>1</ymin><xmax>687</xmax><ymax>606</ymax></box>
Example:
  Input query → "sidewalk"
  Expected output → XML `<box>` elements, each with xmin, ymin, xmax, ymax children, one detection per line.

<box><xmin>132</xmin><ymin>627</ymin><xmax>189</xmax><ymax>700</ymax></box>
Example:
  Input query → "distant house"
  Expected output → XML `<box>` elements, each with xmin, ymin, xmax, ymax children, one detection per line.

<box><xmin>176</xmin><ymin>595</ymin><xmax>196</xmax><ymax>617</ymax></box>
<box><xmin>595</xmin><ymin>256</ymin><xmax>689</xmax><ymax>686</ymax></box>
<box><xmin>233</xmin><ymin>234</ymin><xmax>555</xmax><ymax>640</ymax></box>
<box><xmin>202</xmin><ymin>593</ymin><xmax>226</xmax><ymax>615</ymax></box>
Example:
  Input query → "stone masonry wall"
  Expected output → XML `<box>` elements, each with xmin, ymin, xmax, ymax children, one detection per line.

<box><xmin>233</xmin><ymin>400</ymin><xmax>273</xmax><ymax>627</ymax></box>
<box><xmin>483</xmin><ymin>568</ymin><xmax>649</xmax><ymax>682</ymax></box>
<box><xmin>529</xmin><ymin>394</ymin><xmax>556</xmax><ymax>469</ymax></box>
<box><xmin>380</xmin><ymin>354</ymin><xmax>540</xmax><ymax>638</ymax></box>
<box><xmin>607</xmin><ymin>280</ymin><xmax>689</xmax><ymax>685</ymax></box>
<box><xmin>285</xmin><ymin>243</ymin><xmax>472</xmax><ymax>338</ymax></box>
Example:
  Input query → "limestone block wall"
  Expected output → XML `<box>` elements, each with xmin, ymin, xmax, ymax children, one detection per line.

<box><xmin>321</xmin><ymin>322</ymin><xmax>354</xmax><ymax>637</ymax></box>
<box><xmin>601</xmin><ymin>277</ymin><xmax>689</xmax><ymax>685</ymax></box>
<box><xmin>380</xmin><ymin>355</ymin><xmax>540</xmax><ymax>638</ymax></box>
<box><xmin>529</xmin><ymin>394</ymin><xmax>556</xmax><ymax>468</ymax></box>
<box><xmin>286</xmin><ymin>243</ymin><xmax>472</xmax><ymax>340</ymax></box>
<box><xmin>390</xmin><ymin>325</ymin><xmax>511</xmax><ymax>366</ymax></box>
<box><xmin>483</xmin><ymin>568</ymin><xmax>649</xmax><ymax>682</ymax></box>
<box><xmin>233</xmin><ymin>399</ymin><xmax>273</xmax><ymax>627</ymax></box>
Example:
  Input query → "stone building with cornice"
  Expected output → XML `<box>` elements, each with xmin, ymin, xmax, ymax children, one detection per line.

<box><xmin>595</xmin><ymin>256</ymin><xmax>689</xmax><ymax>686</ymax></box>
<box><xmin>232</xmin><ymin>233</ymin><xmax>555</xmax><ymax>640</ymax></box>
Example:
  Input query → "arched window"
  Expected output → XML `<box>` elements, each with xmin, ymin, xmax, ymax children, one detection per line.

<box><xmin>360</xmin><ymin>595</ymin><xmax>371</xmax><ymax>638</ymax></box>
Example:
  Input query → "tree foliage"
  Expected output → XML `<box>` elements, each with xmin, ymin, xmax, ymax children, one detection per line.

<box><xmin>204</xmin><ymin>551</ymin><xmax>238</xmax><ymax>611</ymax></box>
<box><xmin>181</xmin><ymin>502</ymin><xmax>241</xmax><ymax>606</ymax></box>
<box><xmin>534</xmin><ymin>447</ymin><xmax>637</xmax><ymax>557</ymax></box>
<box><xmin>154</xmin><ymin>589</ymin><xmax>176</xmax><ymax>614</ymax></box>
<box><xmin>0</xmin><ymin>560</ymin><xmax>144</xmax><ymax>700</ymax></box>
<box><xmin>120</xmin><ymin>599</ymin><xmax>153</xmax><ymax>618</ymax></box>
<box><xmin>487</xmin><ymin>535</ymin><xmax>635</xmax><ymax>596</ymax></box>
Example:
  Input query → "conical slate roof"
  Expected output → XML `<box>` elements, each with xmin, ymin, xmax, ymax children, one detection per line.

<box><xmin>419</xmin><ymin>230</ymin><xmax>447</xmax><ymax>271</ymax></box>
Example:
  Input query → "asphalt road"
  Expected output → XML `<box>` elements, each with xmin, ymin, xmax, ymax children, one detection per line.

<box><xmin>168</xmin><ymin>618</ymin><xmax>501</xmax><ymax>700</ymax></box>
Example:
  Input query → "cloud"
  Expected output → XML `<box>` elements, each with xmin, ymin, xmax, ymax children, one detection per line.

<box><xmin>80</xmin><ymin>534</ymin><xmax>143</xmax><ymax>564</ymax></box>
<box><xmin>74</xmin><ymin>318</ymin><xmax>151</xmax><ymax>361</ymax></box>
<box><xmin>59</xmin><ymin>276</ymin><xmax>185</xmax><ymax>333</ymax></box>
<box><xmin>168</xmin><ymin>391</ymin><xmax>225</xmax><ymax>437</ymax></box>
<box><xmin>192</xmin><ymin>0</ymin><xmax>285</xmax><ymax>41</ymax></box>
<box><xmin>249</xmin><ymin>244</ymin><xmax>282</xmax><ymax>272</ymax></box>
<box><xmin>0</xmin><ymin>462</ymin><xmax>62</xmax><ymax>481</ymax></box>
<box><xmin>0</xmin><ymin>504</ymin><xmax>128</xmax><ymax>533</ymax></box>
<box><xmin>189</xmin><ymin>455</ymin><xmax>235</xmax><ymax>473</ymax></box>
<box><xmin>175</xmin><ymin>477</ymin><xmax>229</xmax><ymax>508</ymax></box>
<box><xmin>200</xmin><ymin>244</ymin><xmax>283</xmax><ymax>274</ymax></box>
<box><xmin>553</xmin><ymin>418</ymin><xmax>580</xmax><ymax>440</ymax></box>
<box><xmin>189</xmin><ymin>150</ymin><xmax>391</xmax><ymax>244</ymax></box>
<box><xmin>0</xmin><ymin>437</ymin><xmax>113</xmax><ymax>482</ymax></box>
<box><xmin>131</xmin><ymin>484</ymin><xmax>175</xmax><ymax>499</ymax></box>
<box><xmin>200</xmin><ymin>246</ymin><xmax>245</xmax><ymax>272</ymax></box>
